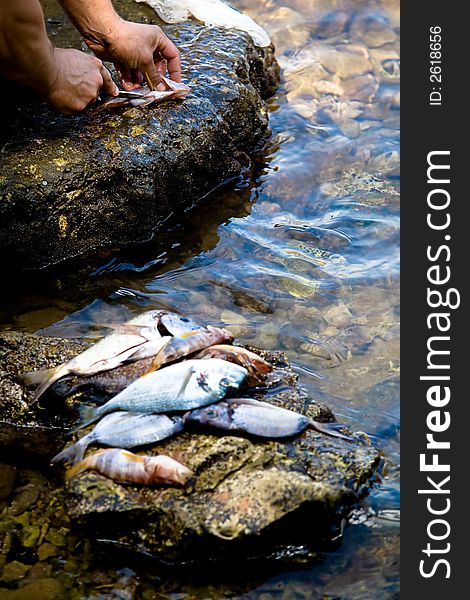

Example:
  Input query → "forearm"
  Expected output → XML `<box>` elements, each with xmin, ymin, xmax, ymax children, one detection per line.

<box><xmin>58</xmin><ymin>0</ymin><xmax>122</xmax><ymax>47</ymax></box>
<box><xmin>0</xmin><ymin>0</ymin><xmax>56</xmax><ymax>92</ymax></box>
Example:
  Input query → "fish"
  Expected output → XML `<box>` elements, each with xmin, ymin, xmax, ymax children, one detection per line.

<box><xmin>55</xmin><ymin>357</ymin><xmax>155</xmax><ymax>399</ymax></box>
<box><xmin>135</xmin><ymin>0</ymin><xmax>271</xmax><ymax>47</ymax></box>
<box><xmin>76</xmin><ymin>358</ymin><xmax>248</xmax><ymax>430</ymax></box>
<box><xmin>149</xmin><ymin>326</ymin><xmax>234</xmax><ymax>371</ymax></box>
<box><xmin>102</xmin><ymin>76</ymin><xmax>190</xmax><ymax>109</ymax></box>
<box><xmin>65</xmin><ymin>448</ymin><xmax>193</xmax><ymax>486</ymax></box>
<box><xmin>51</xmin><ymin>412</ymin><xmax>184</xmax><ymax>465</ymax></box>
<box><xmin>184</xmin><ymin>398</ymin><xmax>354</xmax><ymax>441</ymax></box>
<box><xmin>51</xmin><ymin>328</ymin><xmax>234</xmax><ymax>399</ymax></box>
<box><xmin>159</xmin><ymin>312</ymin><xmax>205</xmax><ymax>336</ymax></box>
<box><xmin>192</xmin><ymin>345</ymin><xmax>272</xmax><ymax>383</ymax></box>
<box><xmin>19</xmin><ymin>310</ymin><xmax>171</xmax><ymax>402</ymax></box>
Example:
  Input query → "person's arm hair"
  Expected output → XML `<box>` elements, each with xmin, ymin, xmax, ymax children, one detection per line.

<box><xmin>0</xmin><ymin>0</ymin><xmax>56</xmax><ymax>94</ymax></box>
<box><xmin>0</xmin><ymin>0</ymin><xmax>118</xmax><ymax>114</ymax></box>
<box><xmin>57</xmin><ymin>0</ymin><xmax>121</xmax><ymax>48</ymax></box>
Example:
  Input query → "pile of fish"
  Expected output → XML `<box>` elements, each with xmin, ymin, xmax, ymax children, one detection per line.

<box><xmin>21</xmin><ymin>310</ymin><xmax>351</xmax><ymax>487</ymax></box>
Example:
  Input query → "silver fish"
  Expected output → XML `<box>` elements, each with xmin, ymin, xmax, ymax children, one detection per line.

<box><xmin>76</xmin><ymin>358</ymin><xmax>247</xmax><ymax>429</ymax></box>
<box><xmin>51</xmin><ymin>412</ymin><xmax>184</xmax><ymax>465</ymax></box>
<box><xmin>65</xmin><ymin>448</ymin><xmax>193</xmax><ymax>486</ymax></box>
<box><xmin>185</xmin><ymin>398</ymin><xmax>353</xmax><ymax>441</ymax></box>
<box><xmin>20</xmin><ymin>310</ymin><xmax>170</xmax><ymax>402</ymax></box>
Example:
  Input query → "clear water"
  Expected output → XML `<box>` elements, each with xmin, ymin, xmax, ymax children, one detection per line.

<box><xmin>0</xmin><ymin>0</ymin><xmax>399</xmax><ymax>597</ymax></box>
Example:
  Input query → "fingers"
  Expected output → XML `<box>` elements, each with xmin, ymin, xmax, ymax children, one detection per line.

<box><xmin>100</xmin><ymin>64</ymin><xmax>119</xmax><ymax>96</ymax></box>
<box><xmin>155</xmin><ymin>35</ymin><xmax>181</xmax><ymax>82</ymax></box>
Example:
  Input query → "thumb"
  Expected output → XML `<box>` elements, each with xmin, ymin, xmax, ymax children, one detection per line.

<box><xmin>100</xmin><ymin>65</ymin><xmax>119</xmax><ymax>96</ymax></box>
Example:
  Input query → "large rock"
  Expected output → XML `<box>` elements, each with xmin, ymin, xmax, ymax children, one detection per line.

<box><xmin>0</xmin><ymin>331</ymin><xmax>379</xmax><ymax>563</ymax></box>
<box><xmin>0</xmin><ymin>1</ymin><xmax>279</xmax><ymax>271</ymax></box>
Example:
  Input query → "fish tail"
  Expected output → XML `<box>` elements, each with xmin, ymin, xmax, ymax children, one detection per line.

<box><xmin>19</xmin><ymin>366</ymin><xmax>68</xmax><ymax>403</ymax></box>
<box><xmin>65</xmin><ymin>458</ymin><xmax>90</xmax><ymax>480</ymax></box>
<box><xmin>71</xmin><ymin>405</ymin><xmax>101</xmax><ymax>433</ymax></box>
<box><xmin>309</xmin><ymin>419</ymin><xmax>354</xmax><ymax>442</ymax></box>
<box><xmin>50</xmin><ymin>438</ymin><xmax>88</xmax><ymax>465</ymax></box>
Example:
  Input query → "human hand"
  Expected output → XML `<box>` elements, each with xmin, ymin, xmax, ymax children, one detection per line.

<box><xmin>45</xmin><ymin>48</ymin><xmax>118</xmax><ymax>114</ymax></box>
<box><xmin>85</xmin><ymin>20</ymin><xmax>181</xmax><ymax>91</ymax></box>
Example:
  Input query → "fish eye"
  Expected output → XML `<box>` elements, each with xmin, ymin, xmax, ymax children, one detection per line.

<box><xmin>205</xmin><ymin>409</ymin><xmax>218</xmax><ymax>418</ymax></box>
<box><xmin>219</xmin><ymin>377</ymin><xmax>231</xmax><ymax>388</ymax></box>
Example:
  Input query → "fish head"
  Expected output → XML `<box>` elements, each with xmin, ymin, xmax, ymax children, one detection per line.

<box><xmin>205</xmin><ymin>325</ymin><xmax>234</xmax><ymax>344</ymax></box>
<box><xmin>195</xmin><ymin>359</ymin><xmax>247</xmax><ymax>398</ymax></box>
<box><xmin>184</xmin><ymin>402</ymin><xmax>233</xmax><ymax>429</ymax></box>
<box><xmin>160</xmin><ymin>313</ymin><xmax>202</xmax><ymax>336</ymax></box>
<box><xmin>129</xmin><ymin>310</ymin><xmax>166</xmax><ymax>328</ymax></box>
<box><xmin>146</xmin><ymin>455</ymin><xmax>194</xmax><ymax>486</ymax></box>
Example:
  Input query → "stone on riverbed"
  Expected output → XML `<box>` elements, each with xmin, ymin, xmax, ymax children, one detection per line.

<box><xmin>0</xmin><ymin>330</ymin><xmax>379</xmax><ymax>563</ymax></box>
<box><xmin>0</xmin><ymin>0</ymin><xmax>279</xmax><ymax>271</ymax></box>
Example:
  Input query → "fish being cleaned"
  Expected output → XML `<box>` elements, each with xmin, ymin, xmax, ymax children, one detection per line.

<box><xmin>20</xmin><ymin>311</ymin><xmax>171</xmax><ymax>403</ymax></box>
<box><xmin>135</xmin><ymin>0</ymin><xmax>271</xmax><ymax>47</ymax></box>
<box><xmin>76</xmin><ymin>358</ymin><xmax>247</xmax><ymax>430</ymax></box>
<box><xmin>192</xmin><ymin>344</ymin><xmax>272</xmax><ymax>383</ymax></box>
<box><xmin>65</xmin><ymin>448</ymin><xmax>193</xmax><ymax>486</ymax></box>
<box><xmin>149</xmin><ymin>325</ymin><xmax>234</xmax><ymax>371</ymax></box>
<box><xmin>185</xmin><ymin>397</ymin><xmax>354</xmax><ymax>441</ymax></box>
<box><xmin>51</xmin><ymin>412</ymin><xmax>184</xmax><ymax>465</ymax></box>
<box><xmin>102</xmin><ymin>76</ymin><xmax>190</xmax><ymax>109</ymax></box>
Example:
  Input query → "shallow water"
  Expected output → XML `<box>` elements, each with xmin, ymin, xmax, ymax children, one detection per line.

<box><xmin>0</xmin><ymin>0</ymin><xmax>399</xmax><ymax>597</ymax></box>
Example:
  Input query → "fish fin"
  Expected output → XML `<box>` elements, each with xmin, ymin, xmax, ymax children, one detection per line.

<box><xmin>139</xmin><ymin>336</ymin><xmax>173</xmax><ymax>372</ymax></box>
<box><xmin>120</xmin><ymin>449</ymin><xmax>145</xmax><ymax>462</ymax></box>
<box><xmin>309</xmin><ymin>420</ymin><xmax>354</xmax><ymax>442</ymax></box>
<box><xmin>71</xmin><ymin>406</ymin><xmax>100</xmax><ymax>433</ymax></box>
<box><xmin>226</xmin><ymin>397</ymin><xmax>277</xmax><ymax>410</ymax></box>
<box><xmin>182</xmin><ymin>410</ymin><xmax>192</xmax><ymax>424</ymax></box>
<box><xmin>251</xmin><ymin>358</ymin><xmax>273</xmax><ymax>374</ymax></box>
<box><xmin>65</xmin><ymin>459</ymin><xmax>89</xmax><ymax>480</ymax></box>
<box><xmin>19</xmin><ymin>365</ymin><xmax>68</xmax><ymax>403</ymax></box>
<box><xmin>178</xmin><ymin>366</ymin><xmax>196</xmax><ymax>396</ymax></box>
<box><xmin>50</xmin><ymin>438</ymin><xmax>88</xmax><ymax>465</ymax></box>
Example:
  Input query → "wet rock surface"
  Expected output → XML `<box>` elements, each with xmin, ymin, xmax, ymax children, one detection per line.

<box><xmin>0</xmin><ymin>1</ymin><xmax>279</xmax><ymax>272</ymax></box>
<box><xmin>0</xmin><ymin>332</ymin><xmax>88</xmax><ymax>459</ymax></box>
<box><xmin>0</xmin><ymin>331</ymin><xmax>379</xmax><ymax>564</ymax></box>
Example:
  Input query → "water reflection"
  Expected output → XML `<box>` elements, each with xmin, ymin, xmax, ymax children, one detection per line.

<box><xmin>1</xmin><ymin>0</ymin><xmax>399</xmax><ymax>597</ymax></box>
